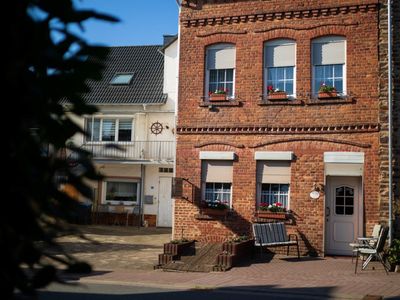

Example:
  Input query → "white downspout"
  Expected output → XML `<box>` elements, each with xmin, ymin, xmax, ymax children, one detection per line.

<box><xmin>388</xmin><ymin>0</ymin><xmax>393</xmax><ymax>245</ymax></box>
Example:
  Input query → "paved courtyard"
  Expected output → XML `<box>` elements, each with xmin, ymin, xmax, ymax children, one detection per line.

<box><xmin>56</xmin><ymin>225</ymin><xmax>171</xmax><ymax>270</ymax></box>
<box><xmin>57</xmin><ymin>225</ymin><xmax>400</xmax><ymax>299</ymax></box>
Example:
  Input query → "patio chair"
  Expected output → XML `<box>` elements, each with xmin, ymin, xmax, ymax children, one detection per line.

<box><xmin>349</xmin><ymin>224</ymin><xmax>382</xmax><ymax>262</ymax></box>
<box><xmin>354</xmin><ymin>226</ymin><xmax>389</xmax><ymax>274</ymax></box>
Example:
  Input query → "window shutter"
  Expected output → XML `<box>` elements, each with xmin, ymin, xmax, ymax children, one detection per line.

<box><xmin>119</xmin><ymin>119</ymin><xmax>132</xmax><ymax>130</ymax></box>
<box><xmin>257</xmin><ymin>161</ymin><xmax>291</xmax><ymax>184</ymax></box>
<box><xmin>265</xmin><ymin>40</ymin><xmax>296</xmax><ymax>67</ymax></box>
<box><xmin>312</xmin><ymin>36</ymin><xmax>345</xmax><ymax>65</ymax></box>
<box><xmin>207</xmin><ymin>45</ymin><xmax>236</xmax><ymax>69</ymax></box>
<box><xmin>202</xmin><ymin>161</ymin><xmax>233</xmax><ymax>183</ymax></box>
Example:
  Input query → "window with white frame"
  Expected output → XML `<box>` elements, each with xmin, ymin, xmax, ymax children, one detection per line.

<box><xmin>205</xmin><ymin>44</ymin><xmax>236</xmax><ymax>98</ymax></box>
<box><xmin>104</xmin><ymin>180</ymin><xmax>139</xmax><ymax>204</ymax></box>
<box><xmin>85</xmin><ymin>118</ymin><xmax>133</xmax><ymax>142</ymax></box>
<box><xmin>312</xmin><ymin>36</ymin><xmax>346</xmax><ymax>95</ymax></box>
<box><xmin>257</xmin><ymin>161</ymin><xmax>291</xmax><ymax>209</ymax></box>
<box><xmin>265</xmin><ymin>39</ymin><xmax>296</xmax><ymax>97</ymax></box>
<box><xmin>202</xmin><ymin>160</ymin><xmax>233</xmax><ymax>207</ymax></box>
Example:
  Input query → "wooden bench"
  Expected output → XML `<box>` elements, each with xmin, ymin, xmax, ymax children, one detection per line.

<box><xmin>252</xmin><ymin>222</ymin><xmax>300</xmax><ymax>258</ymax></box>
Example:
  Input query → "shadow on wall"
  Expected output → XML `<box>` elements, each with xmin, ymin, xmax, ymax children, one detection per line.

<box><xmin>174</xmin><ymin>178</ymin><xmax>253</xmax><ymax>243</ymax></box>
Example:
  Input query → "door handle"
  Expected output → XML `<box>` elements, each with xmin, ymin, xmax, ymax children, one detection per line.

<box><xmin>326</xmin><ymin>207</ymin><xmax>330</xmax><ymax>217</ymax></box>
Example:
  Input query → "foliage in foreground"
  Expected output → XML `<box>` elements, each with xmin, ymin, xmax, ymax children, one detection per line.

<box><xmin>3</xmin><ymin>1</ymin><xmax>118</xmax><ymax>298</ymax></box>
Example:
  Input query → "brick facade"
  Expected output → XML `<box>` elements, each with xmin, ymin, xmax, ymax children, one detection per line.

<box><xmin>175</xmin><ymin>0</ymin><xmax>398</xmax><ymax>254</ymax></box>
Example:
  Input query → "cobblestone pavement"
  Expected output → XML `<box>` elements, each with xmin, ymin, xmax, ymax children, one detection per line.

<box><xmin>58</xmin><ymin>226</ymin><xmax>400</xmax><ymax>299</ymax></box>
<box><xmin>56</xmin><ymin>225</ymin><xmax>171</xmax><ymax>270</ymax></box>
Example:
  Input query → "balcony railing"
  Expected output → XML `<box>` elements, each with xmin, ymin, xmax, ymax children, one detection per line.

<box><xmin>81</xmin><ymin>141</ymin><xmax>175</xmax><ymax>162</ymax></box>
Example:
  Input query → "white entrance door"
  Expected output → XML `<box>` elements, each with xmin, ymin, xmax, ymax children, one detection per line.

<box><xmin>157</xmin><ymin>177</ymin><xmax>172</xmax><ymax>227</ymax></box>
<box><xmin>326</xmin><ymin>176</ymin><xmax>362</xmax><ymax>255</ymax></box>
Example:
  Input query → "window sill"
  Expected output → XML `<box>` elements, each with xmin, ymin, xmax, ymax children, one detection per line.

<box><xmin>199</xmin><ymin>97</ymin><xmax>242</xmax><ymax>107</ymax></box>
<box><xmin>306</xmin><ymin>95</ymin><xmax>354</xmax><ymax>105</ymax></box>
<box><xmin>258</xmin><ymin>98</ymin><xmax>304</xmax><ymax>106</ymax></box>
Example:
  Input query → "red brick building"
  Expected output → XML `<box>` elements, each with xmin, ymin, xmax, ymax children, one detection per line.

<box><xmin>174</xmin><ymin>0</ymin><xmax>399</xmax><ymax>256</ymax></box>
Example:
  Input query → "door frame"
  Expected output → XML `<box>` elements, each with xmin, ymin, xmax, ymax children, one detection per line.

<box><xmin>157</xmin><ymin>176</ymin><xmax>173</xmax><ymax>227</ymax></box>
<box><xmin>324</xmin><ymin>175</ymin><xmax>364</xmax><ymax>255</ymax></box>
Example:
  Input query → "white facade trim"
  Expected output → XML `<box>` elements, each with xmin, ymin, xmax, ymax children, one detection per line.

<box><xmin>323</xmin><ymin>152</ymin><xmax>364</xmax><ymax>164</ymax></box>
<box><xmin>254</xmin><ymin>151</ymin><xmax>293</xmax><ymax>160</ymax></box>
<box><xmin>199</xmin><ymin>151</ymin><xmax>235</xmax><ymax>160</ymax></box>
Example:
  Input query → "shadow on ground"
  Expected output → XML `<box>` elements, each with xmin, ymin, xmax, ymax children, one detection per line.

<box><xmin>37</xmin><ymin>283</ymin><xmax>397</xmax><ymax>300</ymax></box>
<box><xmin>70</xmin><ymin>225</ymin><xmax>172</xmax><ymax>237</ymax></box>
<box><xmin>47</xmin><ymin>242</ymin><xmax>163</xmax><ymax>255</ymax></box>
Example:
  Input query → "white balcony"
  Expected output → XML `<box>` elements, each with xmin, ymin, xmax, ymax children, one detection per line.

<box><xmin>81</xmin><ymin>141</ymin><xmax>175</xmax><ymax>163</ymax></box>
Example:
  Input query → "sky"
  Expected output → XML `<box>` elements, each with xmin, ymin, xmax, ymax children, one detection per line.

<box><xmin>74</xmin><ymin>0</ymin><xmax>180</xmax><ymax>46</ymax></box>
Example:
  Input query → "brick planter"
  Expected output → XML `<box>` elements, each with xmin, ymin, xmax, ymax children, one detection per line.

<box><xmin>216</xmin><ymin>239</ymin><xmax>254</xmax><ymax>270</ymax></box>
<box><xmin>163</xmin><ymin>240</ymin><xmax>195</xmax><ymax>256</ymax></box>
<box><xmin>318</xmin><ymin>91</ymin><xmax>338</xmax><ymax>99</ymax></box>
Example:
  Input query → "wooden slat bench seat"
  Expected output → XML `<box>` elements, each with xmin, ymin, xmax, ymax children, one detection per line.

<box><xmin>252</xmin><ymin>222</ymin><xmax>300</xmax><ymax>258</ymax></box>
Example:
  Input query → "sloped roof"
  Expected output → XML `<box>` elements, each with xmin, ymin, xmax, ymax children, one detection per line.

<box><xmin>77</xmin><ymin>45</ymin><xmax>167</xmax><ymax>105</ymax></box>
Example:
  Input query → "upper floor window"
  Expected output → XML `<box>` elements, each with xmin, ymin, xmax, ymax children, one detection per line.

<box><xmin>85</xmin><ymin>118</ymin><xmax>133</xmax><ymax>142</ymax></box>
<box><xmin>265</xmin><ymin>39</ymin><xmax>296</xmax><ymax>98</ymax></box>
<box><xmin>312</xmin><ymin>36</ymin><xmax>346</xmax><ymax>95</ymax></box>
<box><xmin>205</xmin><ymin>43</ymin><xmax>236</xmax><ymax>98</ymax></box>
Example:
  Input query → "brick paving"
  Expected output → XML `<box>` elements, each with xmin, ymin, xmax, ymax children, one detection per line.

<box><xmin>59</xmin><ymin>226</ymin><xmax>400</xmax><ymax>299</ymax></box>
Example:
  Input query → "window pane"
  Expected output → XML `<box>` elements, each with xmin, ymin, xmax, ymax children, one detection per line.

<box><xmin>334</xmin><ymin>64</ymin><xmax>343</xmax><ymax>77</ymax></box>
<box><xmin>110</xmin><ymin>74</ymin><xmax>134</xmax><ymax>85</ymax></box>
<box><xmin>286</xmin><ymin>67</ymin><xmax>294</xmax><ymax>79</ymax></box>
<box><xmin>286</xmin><ymin>81</ymin><xmax>294</xmax><ymax>95</ymax></box>
<box><xmin>106</xmin><ymin>181</ymin><xmax>137</xmax><ymax>202</ymax></box>
<box><xmin>335</xmin><ymin>80</ymin><xmax>343</xmax><ymax>93</ymax></box>
<box><xmin>315</xmin><ymin>66</ymin><xmax>324</xmax><ymax>79</ymax></box>
<box><xmin>345</xmin><ymin>207</ymin><xmax>354</xmax><ymax>215</ymax></box>
<box><xmin>209</xmin><ymin>70</ymin><xmax>217</xmax><ymax>83</ymax></box>
<box><xmin>92</xmin><ymin>119</ymin><xmax>100</xmax><ymax>141</ymax></box>
<box><xmin>226</xmin><ymin>69</ymin><xmax>234</xmax><ymax>81</ymax></box>
<box><xmin>102</xmin><ymin>119</ymin><xmax>116</xmax><ymax>141</ymax></box>
<box><xmin>226</xmin><ymin>83</ymin><xmax>233</xmax><ymax>97</ymax></box>
<box><xmin>336</xmin><ymin>187</ymin><xmax>344</xmax><ymax>196</ymax></box>
<box><xmin>345</xmin><ymin>187</ymin><xmax>354</xmax><ymax>197</ymax></box>
<box><xmin>336</xmin><ymin>206</ymin><xmax>344</xmax><ymax>215</ymax></box>
<box><xmin>209</xmin><ymin>83</ymin><xmax>217</xmax><ymax>93</ymax></box>
<box><xmin>217</xmin><ymin>69</ymin><xmax>225</xmax><ymax>81</ymax></box>
<box><xmin>324</xmin><ymin>65</ymin><xmax>333</xmax><ymax>78</ymax></box>
<box><xmin>118</xmin><ymin>119</ymin><xmax>132</xmax><ymax>142</ymax></box>
<box><xmin>336</xmin><ymin>197</ymin><xmax>344</xmax><ymax>205</ymax></box>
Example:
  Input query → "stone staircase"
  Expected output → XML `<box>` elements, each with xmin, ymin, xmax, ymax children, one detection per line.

<box><xmin>161</xmin><ymin>242</ymin><xmax>222</xmax><ymax>272</ymax></box>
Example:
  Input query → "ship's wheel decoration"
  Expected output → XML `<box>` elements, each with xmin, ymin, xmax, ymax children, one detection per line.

<box><xmin>150</xmin><ymin>121</ymin><xmax>163</xmax><ymax>135</ymax></box>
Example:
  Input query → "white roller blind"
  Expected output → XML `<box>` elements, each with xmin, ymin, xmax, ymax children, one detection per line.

<box><xmin>312</xmin><ymin>37</ymin><xmax>345</xmax><ymax>65</ymax></box>
<box><xmin>257</xmin><ymin>161</ymin><xmax>291</xmax><ymax>184</ymax></box>
<box><xmin>265</xmin><ymin>40</ymin><xmax>296</xmax><ymax>67</ymax></box>
<box><xmin>202</xmin><ymin>161</ymin><xmax>233</xmax><ymax>183</ymax></box>
<box><xmin>207</xmin><ymin>45</ymin><xmax>236</xmax><ymax>69</ymax></box>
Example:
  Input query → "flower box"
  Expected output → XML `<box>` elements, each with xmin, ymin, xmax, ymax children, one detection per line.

<box><xmin>318</xmin><ymin>91</ymin><xmax>338</xmax><ymax>99</ymax></box>
<box><xmin>163</xmin><ymin>240</ymin><xmax>194</xmax><ymax>256</ymax></box>
<box><xmin>209</xmin><ymin>93</ymin><xmax>227</xmax><ymax>101</ymax></box>
<box><xmin>267</xmin><ymin>92</ymin><xmax>288</xmax><ymax>100</ymax></box>
<box><xmin>257</xmin><ymin>211</ymin><xmax>288</xmax><ymax>219</ymax></box>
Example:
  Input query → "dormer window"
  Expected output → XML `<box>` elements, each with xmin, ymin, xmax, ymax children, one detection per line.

<box><xmin>110</xmin><ymin>73</ymin><xmax>134</xmax><ymax>85</ymax></box>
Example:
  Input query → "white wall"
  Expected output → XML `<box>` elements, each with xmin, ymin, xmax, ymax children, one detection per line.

<box><xmin>163</xmin><ymin>39</ymin><xmax>178</xmax><ymax>112</ymax></box>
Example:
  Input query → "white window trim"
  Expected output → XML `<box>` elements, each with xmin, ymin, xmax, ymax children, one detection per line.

<box><xmin>102</xmin><ymin>178</ymin><xmax>140</xmax><ymax>205</ymax></box>
<box><xmin>205</xmin><ymin>44</ymin><xmax>236</xmax><ymax>99</ymax></box>
<box><xmin>202</xmin><ymin>182</ymin><xmax>233</xmax><ymax>209</ymax></box>
<box><xmin>312</xmin><ymin>36</ymin><xmax>347</xmax><ymax>96</ymax></box>
<box><xmin>257</xmin><ymin>183</ymin><xmax>291</xmax><ymax>210</ymax></box>
<box><xmin>264</xmin><ymin>39</ymin><xmax>297</xmax><ymax>99</ymax></box>
<box><xmin>85</xmin><ymin>116</ymin><xmax>135</xmax><ymax>144</ymax></box>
